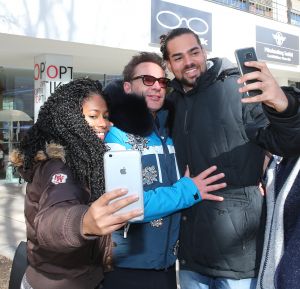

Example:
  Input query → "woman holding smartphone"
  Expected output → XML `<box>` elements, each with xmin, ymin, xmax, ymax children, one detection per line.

<box><xmin>10</xmin><ymin>78</ymin><xmax>143</xmax><ymax>289</ymax></box>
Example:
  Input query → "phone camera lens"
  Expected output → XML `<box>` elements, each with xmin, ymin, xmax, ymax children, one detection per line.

<box><xmin>109</xmin><ymin>154</ymin><xmax>112</xmax><ymax>157</ymax></box>
<box><xmin>246</xmin><ymin>52</ymin><xmax>253</xmax><ymax>60</ymax></box>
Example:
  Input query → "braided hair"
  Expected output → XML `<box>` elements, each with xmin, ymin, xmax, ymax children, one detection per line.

<box><xmin>20</xmin><ymin>78</ymin><xmax>107</xmax><ymax>201</ymax></box>
<box><xmin>160</xmin><ymin>28</ymin><xmax>201</xmax><ymax>61</ymax></box>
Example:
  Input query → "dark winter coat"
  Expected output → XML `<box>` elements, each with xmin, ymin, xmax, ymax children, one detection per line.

<box><xmin>275</xmin><ymin>158</ymin><xmax>300</xmax><ymax>288</ymax></box>
<box><xmin>15</xmin><ymin>144</ymin><xmax>112</xmax><ymax>289</ymax></box>
<box><xmin>168</xmin><ymin>57</ymin><xmax>300</xmax><ymax>279</ymax></box>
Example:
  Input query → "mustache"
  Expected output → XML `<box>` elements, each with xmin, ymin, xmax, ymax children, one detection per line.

<box><xmin>183</xmin><ymin>63</ymin><xmax>196</xmax><ymax>70</ymax></box>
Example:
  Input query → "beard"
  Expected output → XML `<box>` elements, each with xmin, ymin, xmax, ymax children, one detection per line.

<box><xmin>179</xmin><ymin>64</ymin><xmax>199</xmax><ymax>90</ymax></box>
<box><xmin>180</xmin><ymin>75</ymin><xmax>197</xmax><ymax>90</ymax></box>
<box><xmin>179</xmin><ymin>62</ymin><xmax>208</xmax><ymax>90</ymax></box>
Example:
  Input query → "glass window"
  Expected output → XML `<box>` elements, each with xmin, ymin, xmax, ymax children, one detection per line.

<box><xmin>73</xmin><ymin>72</ymin><xmax>122</xmax><ymax>87</ymax></box>
<box><xmin>288</xmin><ymin>80</ymin><xmax>300</xmax><ymax>89</ymax></box>
<box><xmin>0</xmin><ymin>68</ymin><xmax>121</xmax><ymax>182</ymax></box>
<box><xmin>290</xmin><ymin>11</ymin><xmax>300</xmax><ymax>26</ymax></box>
<box><xmin>0</xmin><ymin>68</ymin><xmax>34</xmax><ymax>182</ymax></box>
<box><xmin>214</xmin><ymin>0</ymin><xmax>249</xmax><ymax>11</ymax></box>
<box><xmin>249</xmin><ymin>0</ymin><xmax>272</xmax><ymax>17</ymax></box>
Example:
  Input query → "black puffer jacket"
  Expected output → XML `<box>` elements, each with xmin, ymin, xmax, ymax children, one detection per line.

<box><xmin>168</xmin><ymin>57</ymin><xmax>300</xmax><ymax>279</ymax></box>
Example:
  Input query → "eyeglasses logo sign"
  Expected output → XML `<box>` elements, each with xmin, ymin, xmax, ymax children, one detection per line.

<box><xmin>156</xmin><ymin>11</ymin><xmax>209</xmax><ymax>36</ymax></box>
<box><xmin>272</xmin><ymin>32</ymin><xmax>286</xmax><ymax>47</ymax></box>
<box><xmin>151</xmin><ymin>0</ymin><xmax>212</xmax><ymax>51</ymax></box>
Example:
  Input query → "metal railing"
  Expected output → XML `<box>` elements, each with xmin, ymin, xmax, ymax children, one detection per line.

<box><xmin>209</xmin><ymin>0</ymin><xmax>300</xmax><ymax>26</ymax></box>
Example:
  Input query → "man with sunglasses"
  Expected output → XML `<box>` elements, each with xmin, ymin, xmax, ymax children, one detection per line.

<box><xmin>101</xmin><ymin>52</ymin><xmax>227</xmax><ymax>289</ymax></box>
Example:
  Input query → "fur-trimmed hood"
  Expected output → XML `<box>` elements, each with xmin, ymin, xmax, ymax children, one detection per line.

<box><xmin>103</xmin><ymin>79</ymin><xmax>154</xmax><ymax>136</ymax></box>
<box><xmin>10</xmin><ymin>143</ymin><xmax>65</xmax><ymax>182</ymax></box>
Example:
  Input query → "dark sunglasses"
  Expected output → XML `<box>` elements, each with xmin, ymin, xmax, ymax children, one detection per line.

<box><xmin>131</xmin><ymin>75</ymin><xmax>170</xmax><ymax>88</ymax></box>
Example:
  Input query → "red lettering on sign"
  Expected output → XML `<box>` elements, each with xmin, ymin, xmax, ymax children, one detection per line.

<box><xmin>34</xmin><ymin>63</ymin><xmax>40</xmax><ymax>80</ymax></box>
<box><xmin>47</xmin><ymin>65</ymin><xmax>58</xmax><ymax>79</ymax></box>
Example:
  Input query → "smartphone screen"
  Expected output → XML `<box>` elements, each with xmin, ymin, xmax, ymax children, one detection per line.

<box><xmin>234</xmin><ymin>47</ymin><xmax>262</xmax><ymax>97</ymax></box>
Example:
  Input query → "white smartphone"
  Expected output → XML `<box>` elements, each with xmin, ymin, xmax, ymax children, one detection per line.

<box><xmin>104</xmin><ymin>150</ymin><xmax>144</xmax><ymax>221</ymax></box>
<box><xmin>234</xmin><ymin>47</ymin><xmax>262</xmax><ymax>97</ymax></box>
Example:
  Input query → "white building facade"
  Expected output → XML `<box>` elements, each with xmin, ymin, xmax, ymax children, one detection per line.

<box><xmin>0</xmin><ymin>0</ymin><xmax>299</xmax><ymax>182</ymax></box>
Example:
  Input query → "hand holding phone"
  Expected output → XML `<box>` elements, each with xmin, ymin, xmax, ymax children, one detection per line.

<box><xmin>82</xmin><ymin>189</ymin><xmax>144</xmax><ymax>236</ymax></box>
<box><xmin>235</xmin><ymin>47</ymin><xmax>262</xmax><ymax>97</ymax></box>
<box><xmin>104</xmin><ymin>150</ymin><xmax>144</xmax><ymax>221</ymax></box>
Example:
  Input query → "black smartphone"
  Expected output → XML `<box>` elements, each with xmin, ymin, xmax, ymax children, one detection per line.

<box><xmin>234</xmin><ymin>47</ymin><xmax>262</xmax><ymax>97</ymax></box>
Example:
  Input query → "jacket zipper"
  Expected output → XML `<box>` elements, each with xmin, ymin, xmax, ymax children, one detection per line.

<box><xmin>183</xmin><ymin>95</ymin><xmax>197</xmax><ymax>175</ymax></box>
<box><xmin>163</xmin><ymin>215</ymin><xmax>173</xmax><ymax>270</ymax></box>
<box><xmin>184</xmin><ymin>110</ymin><xmax>188</xmax><ymax>134</ymax></box>
<box><xmin>154</xmin><ymin>123</ymin><xmax>175</xmax><ymax>270</ymax></box>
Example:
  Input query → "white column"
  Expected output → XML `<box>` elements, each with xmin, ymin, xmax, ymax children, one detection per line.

<box><xmin>33</xmin><ymin>54</ymin><xmax>73</xmax><ymax>122</ymax></box>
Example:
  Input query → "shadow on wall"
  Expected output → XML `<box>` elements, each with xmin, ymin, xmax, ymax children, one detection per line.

<box><xmin>0</xmin><ymin>0</ymin><xmax>76</xmax><ymax>41</ymax></box>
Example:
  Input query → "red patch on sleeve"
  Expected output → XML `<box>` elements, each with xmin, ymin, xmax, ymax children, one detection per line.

<box><xmin>51</xmin><ymin>173</ymin><xmax>68</xmax><ymax>184</ymax></box>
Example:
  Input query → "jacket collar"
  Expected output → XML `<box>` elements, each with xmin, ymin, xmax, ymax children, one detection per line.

<box><xmin>170</xmin><ymin>57</ymin><xmax>223</xmax><ymax>95</ymax></box>
<box><xmin>12</xmin><ymin>143</ymin><xmax>66</xmax><ymax>182</ymax></box>
<box><xmin>104</xmin><ymin>80</ymin><xmax>170</xmax><ymax>137</ymax></box>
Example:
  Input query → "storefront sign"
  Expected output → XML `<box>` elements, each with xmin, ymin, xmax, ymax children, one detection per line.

<box><xmin>151</xmin><ymin>0</ymin><xmax>212</xmax><ymax>51</ymax></box>
<box><xmin>34</xmin><ymin>54</ymin><xmax>73</xmax><ymax>122</ymax></box>
<box><xmin>256</xmin><ymin>26</ymin><xmax>299</xmax><ymax>65</ymax></box>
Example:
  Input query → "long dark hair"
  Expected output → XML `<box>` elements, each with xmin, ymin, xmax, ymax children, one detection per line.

<box><xmin>19</xmin><ymin>78</ymin><xmax>107</xmax><ymax>201</ymax></box>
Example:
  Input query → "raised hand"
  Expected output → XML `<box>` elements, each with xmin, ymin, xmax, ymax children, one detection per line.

<box><xmin>82</xmin><ymin>189</ymin><xmax>143</xmax><ymax>236</ymax></box>
<box><xmin>238</xmin><ymin>61</ymin><xmax>288</xmax><ymax>112</ymax></box>
<box><xmin>185</xmin><ymin>165</ymin><xmax>226</xmax><ymax>201</ymax></box>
